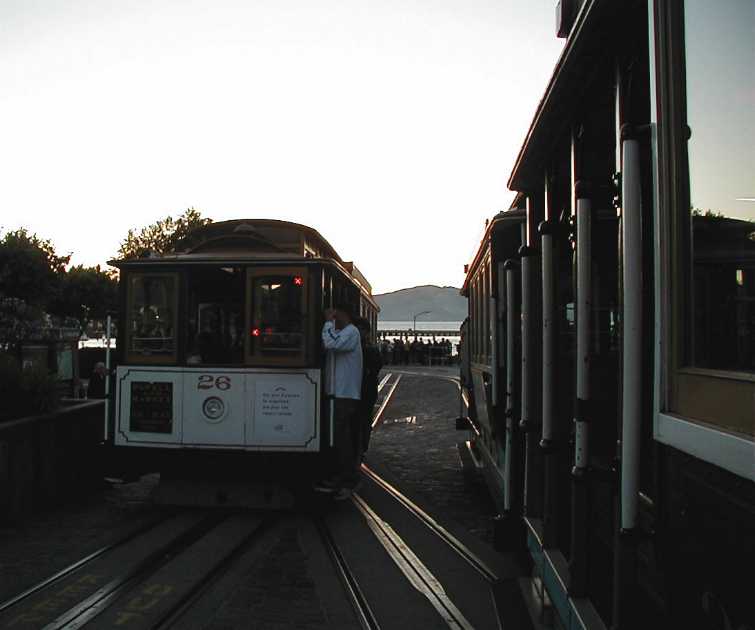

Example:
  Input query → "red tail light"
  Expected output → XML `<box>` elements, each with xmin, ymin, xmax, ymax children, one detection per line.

<box><xmin>251</xmin><ymin>327</ymin><xmax>261</xmax><ymax>337</ymax></box>
<box><xmin>293</xmin><ymin>276</ymin><xmax>303</xmax><ymax>286</ymax></box>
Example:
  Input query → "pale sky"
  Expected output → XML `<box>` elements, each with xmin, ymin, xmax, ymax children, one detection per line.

<box><xmin>0</xmin><ymin>1</ymin><xmax>565</xmax><ymax>294</ymax></box>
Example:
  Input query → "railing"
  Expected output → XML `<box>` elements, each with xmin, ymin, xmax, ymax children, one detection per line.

<box><xmin>0</xmin><ymin>400</ymin><xmax>104</xmax><ymax>523</ymax></box>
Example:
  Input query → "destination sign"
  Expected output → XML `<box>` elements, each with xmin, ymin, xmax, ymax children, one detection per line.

<box><xmin>130</xmin><ymin>381</ymin><xmax>173</xmax><ymax>433</ymax></box>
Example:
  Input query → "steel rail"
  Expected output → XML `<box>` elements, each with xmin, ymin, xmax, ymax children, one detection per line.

<box><xmin>315</xmin><ymin>517</ymin><xmax>381</xmax><ymax>630</ymax></box>
<box><xmin>371</xmin><ymin>375</ymin><xmax>402</xmax><ymax>429</ymax></box>
<box><xmin>41</xmin><ymin>514</ymin><xmax>225</xmax><ymax>630</ymax></box>
<box><xmin>377</xmin><ymin>372</ymin><xmax>392</xmax><ymax>393</ymax></box>
<box><xmin>351</xmin><ymin>494</ymin><xmax>474</xmax><ymax>630</ymax></box>
<box><xmin>360</xmin><ymin>464</ymin><xmax>499</xmax><ymax>584</ymax></box>
<box><xmin>0</xmin><ymin>514</ymin><xmax>173</xmax><ymax>615</ymax></box>
<box><xmin>153</xmin><ymin>516</ymin><xmax>271</xmax><ymax>630</ymax></box>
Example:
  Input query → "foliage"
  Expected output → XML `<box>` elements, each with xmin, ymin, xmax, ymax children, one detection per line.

<box><xmin>0</xmin><ymin>228</ymin><xmax>120</xmax><ymax>343</ymax></box>
<box><xmin>49</xmin><ymin>265</ymin><xmax>119</xmax><ymax>334</ymax></box>
<box><xmin>0</xmin><ymin>229</ymin><xmax>70</xmax><ymax>308</ymax></box>
<box><xmin>691</xmin><ymin>208</ymin><xmax>726</xmax><ymax>220</ymax></box>
<box><xmin>0</xmin><ymin>297</ymin><xmax>48</xmax><ymax>348</ymax></box>
<box><xmin>0</xmin><ymin>352</ymin><xmax>59</xmax><ymax>422</ymax></box>
<box><xmin>117</xmin><ymin>207</ymin><xmax>212</xmax><ymax>259</ymax></box>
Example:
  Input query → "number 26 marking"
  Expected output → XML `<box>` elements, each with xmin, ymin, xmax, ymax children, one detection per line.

<box><xmin>197</xmin><ymin>375</ymin><xmax>231</xmax><ymax>391</ymax></box>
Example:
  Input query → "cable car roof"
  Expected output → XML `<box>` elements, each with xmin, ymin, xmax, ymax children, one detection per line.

<box><xmin>110</xmin><ymin>218</ymin><xmax>375</xmax><ymax>297</ymax></box>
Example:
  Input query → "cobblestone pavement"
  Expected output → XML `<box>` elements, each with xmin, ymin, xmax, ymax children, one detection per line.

<box><xmin>366</xmin><ymin>367</ymin><xmax>497</xmax><ymax>546</ymax></box>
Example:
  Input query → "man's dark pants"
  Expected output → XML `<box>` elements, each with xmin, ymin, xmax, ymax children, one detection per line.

<box><xmin>332</xmin><ymin>398</ymin><xmax>360</xmax><ymax>485</ymax></box>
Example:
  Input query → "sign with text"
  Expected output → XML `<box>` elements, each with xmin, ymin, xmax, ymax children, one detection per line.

<box><xmin>130</xmin><ymin>381</ymin><xmax>173</xmax><ymax>433</ymax></box>
<box><xmin>250</xmin><ymin>374</ymin><xmax>317</xmax><ymax>448</ymax></box>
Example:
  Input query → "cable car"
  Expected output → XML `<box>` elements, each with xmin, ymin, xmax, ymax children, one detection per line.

<box><xmin>459</xmin><ymin>2</ymin><xmax>754</xmax><ymax>628</ymax></box>
<box><xmin>107</xmin><ymin>219</ymin><xmax>378</xmax><ymax>503</ymax></box>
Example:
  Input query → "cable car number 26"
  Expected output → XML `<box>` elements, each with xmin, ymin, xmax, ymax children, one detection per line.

<box><xmin>197</xmin><ymin>375</ymin><xmax>232</xmax><ymax>391</ymax></box>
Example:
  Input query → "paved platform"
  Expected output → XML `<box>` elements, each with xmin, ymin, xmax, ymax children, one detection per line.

<box><xmin>366</xmin><ymin>367</ymin><xmax>497</xmax><ymax>547</ymax></box>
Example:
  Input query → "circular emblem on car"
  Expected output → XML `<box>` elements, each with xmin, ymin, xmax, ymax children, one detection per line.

<box><xmin>202</xmin><ymin>396</ymin><xmax>226</xmax><ymax>423</ymax></box>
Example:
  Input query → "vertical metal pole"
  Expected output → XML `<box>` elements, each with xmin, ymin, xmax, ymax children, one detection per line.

<box><xmin>574</xmin><ymin>192</ymin><xmax>592</xmax><ymax>474</ymax></box>
<box><xmin>520</xmin><ymin>231</ymin><xmax>544</xmax><ymax>522</ymax></box>
<box><xmin>540</xmin><ymin>216</ymin><xmax>558</xmax><ymax>548</ymax></box>
<box><xmin>329</xmin><ymin>277</ymin><xmax>335</xmax><ymax>447</ymax></box>
<box><xmin>569</xmin><ymin>182</ymin><xmax>592</xmax><ymax>595</ymax></box>
<box><xmin>104</xmin><ymin>314</ymin><xmax>112</xmax><ymax>441</ymax></box>
<box><xmin>497</xmin><ymin>262</ymin><xmax>506</xmax><ymax>371</ymax></box>
<box><xmin>519</xmin><ymin>250</ymin><xmax>532</xmax><ymax>514</ymax></box>
<box><xmin>540</xmin><ymin>223</ymin><xmax>555</xmax><ymax>447</ymax></box>
<box><xmin>504</xmin><ymin>261</ymin><xmax>517</xmax><ymax>513</ymax></box>
<box><xmin>490</xmin><ymin>271</ymin><xmax>498</xmax><ymax>404</ymax></box>
<box><xmin>621</xmin><ymin>134</ymin><xmax>642</xmax><ymax>531</ymax></box>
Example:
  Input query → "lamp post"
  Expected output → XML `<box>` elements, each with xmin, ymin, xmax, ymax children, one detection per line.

<box><xmin>412</xmin><ymin>311</ymin><xmax>431</xmax><ymax>367</ymax></box>
<box><xmin>412</xmin><ymin>310</ymin><xmax>431</xmax><ymax>336</ymax></box>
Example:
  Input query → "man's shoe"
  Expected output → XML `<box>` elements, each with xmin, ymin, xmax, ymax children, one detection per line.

<box><xmin>313</xmin><ymin>480</ymin><xmax>339</xmax><ymax>493</ymax></box>
<box><xmin>333</xmin><ymin>487</ymin><xmax>353</xmax><ymax>501</ymax></box>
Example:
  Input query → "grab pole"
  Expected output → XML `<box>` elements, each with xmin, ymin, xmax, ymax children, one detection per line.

<box><xmin>574</xmin><ymin>189</ymin><xmax>592</xmax><ymax>475</ymax></box>
<box><xmin>104</xmin><ymin>314</ymin><xmax>112</xmax><ymax>441</ymax></box>
<box><xmin>503</xmin><ymin>260</ymin><xmax>518</xmax><ymax>513</ymax></box>
<box><xmin>620</xmin><ymin>131</ymin><xmax>642</xmax><ymax>532</ymax></box>
<box><xmin>539</xmin><ymin>221</ymin><xmax>555</xmax><ymax>449</ymax></box>
<box><xmin>569</xmin><ymin>181</ymin><xmax>592</xmax><ymax>595</ymax></box>
<box><xmin>329</xmin><ymin>278</ymin><xmax>335</xmax><ymax>447</ymax></box>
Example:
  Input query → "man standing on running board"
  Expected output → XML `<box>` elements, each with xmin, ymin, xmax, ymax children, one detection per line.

<box><xmin>315</xmin><ymin>303</ymin><xmax>363</xmax><ymax>500</ymax></box>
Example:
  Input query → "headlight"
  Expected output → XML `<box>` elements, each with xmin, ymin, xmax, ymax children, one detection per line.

<box><xmin>202</xmin><ymin>396</ymin><xmax>226</xmax><ymax>422</ymax></box>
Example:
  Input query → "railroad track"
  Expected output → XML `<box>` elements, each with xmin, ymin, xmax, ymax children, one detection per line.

<box><xmin>0</xmin><ymin>515</ymin><xmax>174</xmax><ymax>617</ymax></box>
<box><xmin>350</xmin><ymin>493</ymin><xmax>475</xmax><ymax>630</ymax></box>
<box><xmin>372</xmin><ymin>372</ymin><xmax>402</xmax><ymax>429</ymax></box>
<box><xmin>0</xmin><ymin>511</ymin><xmax>270</xmax><ymax>630</ymax></box>
<box><xmin>315</xmin><ymin>517</ymin><xmax>381</xmax><ymax>630</ymax></box>
<box><xmin>361</xmin><ymin>370</ymin><xmax>531</xmax><ymax>628</ymax></box>
<box><xmin>1</xmin><ymin>371</ymin><xmax>520</xmax><ymax>629</ymax></box>
<box><xmin>360</xmin><ymin>464</ymin><xmax>498</xmax><ymax>584</ymax></box>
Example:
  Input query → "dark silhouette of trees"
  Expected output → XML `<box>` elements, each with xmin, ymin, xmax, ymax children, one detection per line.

<box><xmin>0</xmin><ymin>229</ymin><xmax>118</xmax><ymax>343</ymax></box>
<box><xmin>50</xmin><ymin>265</ymin><xmax>119</xmax><ymax>335</ymax></box>
<box><xmin>117</xmin><ymin>207</ymin><xmax>212</xmax><ymax>259</ymax></box>
<box><xmin>0</xmin><ymin>229</ymin><xmax>70</xmax><ymax>308</ymax></box>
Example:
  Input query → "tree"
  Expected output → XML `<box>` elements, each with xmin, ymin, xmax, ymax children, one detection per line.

<box><xmin>117</xmin><ymin>207</ymin><xmax>212</xmax><ymax>259</ymax></box>
<box><xmin>49</xmin><ymin>265</ymin><xmax>119</xmax><ymax>335</ymax></box>
<box><xmin>0</xmin><ymin>297</ymin><xmax>46</xmax><ymax>349</ymax></box>
<box><xmin>0</xmin><ymin>229</ymin><xmax>70</xmax><ymax>308</ymax></box>
<box><xmin>691</xmin><ymin>208</ymin><xmax>725</xmax><ymax>220</ymax></box>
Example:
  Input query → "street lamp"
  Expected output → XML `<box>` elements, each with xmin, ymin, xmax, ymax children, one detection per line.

<box><xmin>412</xmin><ymin>310</ymin><xmax>431</xmax><ymax>336</ymax></box>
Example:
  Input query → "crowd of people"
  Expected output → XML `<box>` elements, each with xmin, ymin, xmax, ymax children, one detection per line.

<box><xmin>377</xmin><ymin>335</ymin><xmax>455</xmax><ymax>366</ymax></box>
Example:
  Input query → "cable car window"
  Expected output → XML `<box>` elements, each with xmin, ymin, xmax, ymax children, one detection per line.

<box><xmin>249</xmin><ymin>271</ymin><xmax>307</xmax><ymax>359</ymax></box>
<box><xmin>684</xmin><ymin>0</ymin><xmax>755</xmax><ymax>375</ymax></box>
<box><xmin>127</xmin><ymin>274</ymin><xmax>177</xmax><ymax>362</ymax></box>
<box><xmin>186</xmin><ymin>267</ymin><xmax>244</xmax><ymax>365</ymax></box>
<box><xmin>661</xmin><ymin>0</ymin><xmax>755</xmax><ymax>441</ymax></box>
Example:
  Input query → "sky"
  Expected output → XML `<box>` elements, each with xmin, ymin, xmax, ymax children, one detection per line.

<box><xmin>684</xmin><ymin>0</ymin><xmax>755</xmax><ymax>223</ymax></box>
<box><xmin>1</xmin><ymin>1</ymin><xmax>565</xmax><ymax>294</ymax></box>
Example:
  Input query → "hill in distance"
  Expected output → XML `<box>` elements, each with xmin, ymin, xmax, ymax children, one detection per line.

<box><xmin>374</xmin><ymin>285</ymin><xmax>465</xmax><ymax>322</ymax></box>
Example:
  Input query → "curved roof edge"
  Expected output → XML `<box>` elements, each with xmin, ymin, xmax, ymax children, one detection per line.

<box><xmin>176</xmin><ymin>218</ymin><xmax>343</xmax><ymax>262</ymax></box>
<box><xmin>507</xmin><ymin>0</ymin><xmax>616</xmax><ymax>192</ymax></box>
<box><xmin>461</xmin><ymin>198</ymin><xmax>526</xmax><ymax>295</ymax></box>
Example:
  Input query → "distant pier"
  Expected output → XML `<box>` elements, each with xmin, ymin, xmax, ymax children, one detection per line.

<box><xmin>377</xmin><ymin>328</ymin><xmax>460</xmax><ymax>339</ymax></box>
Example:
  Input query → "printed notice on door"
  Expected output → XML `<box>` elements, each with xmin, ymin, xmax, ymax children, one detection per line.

<box><xmin>255</xmin><ymin>382</ymin><xmax>306</xmax><ymax>433</ymax></box>
<box><xmin>249</xmin><ymin>373</ymin><xmax>318</xmax><ymax>448</ymax></box>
